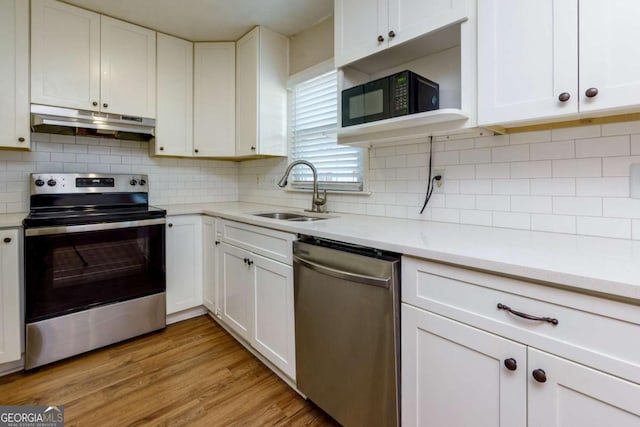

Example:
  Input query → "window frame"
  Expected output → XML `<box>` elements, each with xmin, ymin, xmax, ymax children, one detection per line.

<box><xmin>286</xmin><ymin>60</ymin><xmax>368</xmax><ymax>193</ymax></box>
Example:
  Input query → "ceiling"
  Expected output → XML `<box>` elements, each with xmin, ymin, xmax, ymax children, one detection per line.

<box><xmin>62</xmin><ymin>0</ymin><xmax>334</xmax><ymax>41</ymax></box>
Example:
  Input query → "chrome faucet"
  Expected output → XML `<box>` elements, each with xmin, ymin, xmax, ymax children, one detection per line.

<box><xmin>277</xmin><ymin>160</ymin><xmax>327</xmax><ymax>213</ymax></box>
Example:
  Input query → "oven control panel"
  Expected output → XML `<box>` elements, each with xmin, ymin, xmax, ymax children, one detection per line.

<box><xmin>31</xmin><ymin>173</ymin><xmax>149</xmax><ymax>194</ymax></box>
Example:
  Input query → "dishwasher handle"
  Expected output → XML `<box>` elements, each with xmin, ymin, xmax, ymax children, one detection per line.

<box><xmin>293</xmin><ymin>255</ymin><xmax>391</xmax><ymax>288</ymax></box>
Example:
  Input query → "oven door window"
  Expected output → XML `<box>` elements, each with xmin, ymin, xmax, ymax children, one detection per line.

<box><xmin>25</xmin><ymin>224</ymin><xmax>165</xmax><ymax>322</ymax></box>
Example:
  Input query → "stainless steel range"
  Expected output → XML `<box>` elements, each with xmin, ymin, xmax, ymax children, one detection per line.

<box><xmin>23</xmin><ymin>173</ymin><xmax>166</xmax><ymax>369</ymax></box>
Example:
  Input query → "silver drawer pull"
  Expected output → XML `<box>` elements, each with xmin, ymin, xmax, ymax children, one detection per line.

<box><xmin>497</xmin><ymin>303</ymin><xmax>559</xmax><ymax>325</ymax></box>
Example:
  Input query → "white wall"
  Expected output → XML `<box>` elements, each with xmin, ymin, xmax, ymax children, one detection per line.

<box><xmin>0</xmin><ymin>132</ymin><xmax>238</xmax><ymax>213</ymax></box>
<box><xmin>239</xmin><ymin>121</ymin><xmax>640</xmax><ymax>241</ymax></box>
<box><xmin>289</xmin><ymin>17</ymin><xmax>333</xmax><ymax>75</ymax></box>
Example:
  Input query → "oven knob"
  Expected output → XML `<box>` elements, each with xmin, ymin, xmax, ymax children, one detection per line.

<box><xmin>35</xmin><ymin>178</ymin><xmax>45</xmax><ymax>187</ymax></box>
<box><xmin>139</xmin><ymin>179</ymin><xmax>146</xmax><ymax>186</ymax></box>
<box><xmin>130</xmin><ymin>179</ymin><xmax>138</xmax><ymax>186</ymax></box>
<box><xmin>47</xmin><ymin>179</ymin><xmax>56</xmax><ymax>187</ymax></box>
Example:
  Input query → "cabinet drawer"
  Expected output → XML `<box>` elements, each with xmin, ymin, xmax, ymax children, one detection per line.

<box><xmin>219</xmin><ymin>219</ymin><xmax>295</xmax><ymax>264</ymax></box>
<box><xmin>402</xmin><ymin>256</ymin><xmax>640</xmax><ymax>385</ymax></box>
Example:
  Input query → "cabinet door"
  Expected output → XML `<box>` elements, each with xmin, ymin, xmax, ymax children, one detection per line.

<box><xmin>156</xmin><ymin>33</ymin><xmax>193</xmax><ymax>156</ymax></box>
<box><xmin>100</xmin><ymin>16</ymin><xmax>156</xmax><ymax>118</ymax></box>
<box><xmin>194</xmin><ymin>43</ymin><xmax>236</xmax><ymax>157</ymax></box>
<box><xmin>0</xmin><ymin>229</ymin><xmax>20</xmax><ymax>364</ymax></box>
<box><xmin>579</xmin><ymin>0</ymin><xmax>640</xmax><ymax>114</ymax></box>
<box><xmin>166</xmin><ymin>216</ymin><xmax>203</xmax><ymax>315</ymax></box>
<box><xmin>388</xmin><ymin>0</ymin><xmax>468</xmax><ymax>48</ymax></box>
<box><xmin>0</xmin><ymin>0</ymin><xmax>29</xmax><ymax>149</ymax></box>
<box><xmin>31</xmin><ymin>0</ymin><xmax>100</xmax><ymax>111</ymax></box>
<box><xmin>202</xmin><ymin>216</ymin><xmax>218</xmax><ymax>313</ymax></box>
<box><xmin>334</xmin><ymin>0</ymin><xmax>387</xmax><ymax>67</ymax></box>
<box><xmin>528</xmin><ymin>348</ymin><xmax>640</xmax><ymax>427</ymax></box>
<box><xmin>251</xmin><ymin>254</ymin><xmax>295</xmax><ymax>379</ymax></box>
<box><xmin>402</xmin><ymin>304</ymin><xmax>526</xmax><ymax>427</ymax></box>
<box><xmin>477</xmin><ymin>0</ymin><xmax>578</xmax><ymax>126</ymax></box>
<box><xmin>219</xmin><ymin>242</ymin><xmax>252</xmax><ymax>341</ymax></box>
<box><xmin>235</xmin><ymin>28</ymin><xmax>259</xmax><ymax>157</ymax></box>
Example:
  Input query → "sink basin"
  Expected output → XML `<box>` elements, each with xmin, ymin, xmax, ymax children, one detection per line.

<box><xmin>250</xmin><ymin>211</ymin><xmax>331</xmax><ymax>221</ymax></box>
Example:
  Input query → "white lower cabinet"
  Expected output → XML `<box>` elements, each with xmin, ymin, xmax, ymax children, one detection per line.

<box><xmin>402</xmin><ymin>304</ymin><xmax>526</xmax><ymax>427</ymax></box>
<box><xmin>401</xmin><ymin>256</ymin><xmax>640</xmax><ymax>427</ymax></box>
<box><xmin>165</xmin><ymin>215</ymin><xmax>203</xmax><ymax>315</ymax></box>
<box><xmin>202</xmin><ymin>216</ymin><xmax>218</xmax><ymax>314</ymax></box>
<box><xmin>0</xmin><ymin>229</ymin><xmax>20</xmax><ymax>364</ymax></box>
<box><xmin>217</xmin><ymin>219</ymin><xmax>296</xmax><ymax>380</ymax></box>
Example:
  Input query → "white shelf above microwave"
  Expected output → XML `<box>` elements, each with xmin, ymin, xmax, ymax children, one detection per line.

<box><xmin>337</xmin><ymin>108</ymin><xmax>472</xmax><ymax>146</ymax></box>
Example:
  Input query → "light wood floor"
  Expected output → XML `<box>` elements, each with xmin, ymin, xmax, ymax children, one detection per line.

<box><xmin>0</xmin><ymin>315</ymin><xmax>340</xmax><ymax>427</ymax></box>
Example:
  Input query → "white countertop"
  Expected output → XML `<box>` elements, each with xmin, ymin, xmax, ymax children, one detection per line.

<box><xmin>164</xmin><ymin>202</ymin><xmax>640</xmax><ymax>302</ymax></box>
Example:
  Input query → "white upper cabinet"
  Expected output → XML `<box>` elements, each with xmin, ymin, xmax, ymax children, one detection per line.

<box><xmin>335</xmin><ymin>0</ymin><xmax>468</xmax><ymax>67</ymax></box>
<box><xmin>0</xmin><ymin>0</ymin><xmax>30</xmax><ymax>149</ymax></box>
<box><xmin>156</xmin><ymin>33</ymin><xmax>193</xmax><ymax>157</ymax></box>
<box><xmin>477</xmin><ymin>0</ymin><xmax>577</xmax><ymax>126</ymax></box>
<box><xmin>578</xmin><ymin>0</ymin><xmax>640</xmax><ymax>114</ymax></box>
<box><xmin>236</xmin><ymin>26</ymin><xmax>289</xmax><ymax>157</ymax></box>
<box><xmin>31</xmin><ymin>0</ymin><xmax>100</xmax><ymax>112</ymax></box>
<box><xmin>194</xmin><ymin>43</ymin><xmax>236</xmax><ymax>157</ymax></box>
<box><xmin>478</xmin><ymin>0</ymin><xmax>640</xmax><ymax>126</ymax></box>
<box><xmin>99</xmin><ymin>16</ymin><xmax>156</xmax><ymax>118</ymax></box>
<box><xmin>31</xmin><ymin>0</ymin><xmax>156</xmax><ymax>118</ymax></box>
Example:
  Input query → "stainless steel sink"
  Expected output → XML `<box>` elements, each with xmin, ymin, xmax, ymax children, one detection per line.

<box><xmin>250</xmin><ymin>211</ymin><xmax>331</xmax><ymax>221</ymax></box>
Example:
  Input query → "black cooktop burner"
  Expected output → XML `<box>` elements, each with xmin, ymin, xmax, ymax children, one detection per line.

<box><xmin>23</xmin><ymin>205</ymin><xmax>166</xmax><ymax>228</ymax></box>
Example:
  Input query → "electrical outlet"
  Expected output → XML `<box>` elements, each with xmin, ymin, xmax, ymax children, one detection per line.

<box><xmin>432</xmin><ymin>169</ymin><xmax>445</xmax><ymax>192</ymax></box>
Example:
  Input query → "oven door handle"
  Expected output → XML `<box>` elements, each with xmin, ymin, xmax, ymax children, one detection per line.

<box><xmin>25</xmin><ymin>218</ymin><xmax>166</xmax><ymax>236</ymax></box>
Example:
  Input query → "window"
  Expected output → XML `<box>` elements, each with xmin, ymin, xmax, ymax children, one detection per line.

<box><xmin>288</xmin><ymin>66</ymin><xmax>365</xmax><ymax>192</ymax></box>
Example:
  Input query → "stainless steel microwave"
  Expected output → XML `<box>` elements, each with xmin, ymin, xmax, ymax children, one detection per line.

<box><xmin>341</xmin><ymin>70</ymin><xmax>439</xmax><ymax>127</ymax></box>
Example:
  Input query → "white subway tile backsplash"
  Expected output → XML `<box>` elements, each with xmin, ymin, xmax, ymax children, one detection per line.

<box><xmin>431</xmin><ymin>207</ymin><xmax>460</xmax><ymax>223</ymax></box>
<box><xmin>603</xmin><ymin>198</ymin><xmax>640</xmax><ymax>219</ymax></box>
<box><xmin>445</xmin><ymin>164</ymin><xmax>475</xmax><ymax>179</ymax></box>
<box><xmin>476</xmin><ymin>195</ymin><xmax>510</xmax><ymax>211</ymax></box>
<box><xmin>632</xmin><ymin>135</ymin><xmax>640</xmax><ymax>155</ymax></box>
<box><xmin>511</xmin><ymin>196</ymin><xmax>552</xmax><ymax>213</ymax></box>
<box><xmin>601</xmin><ymin>121</ymin><xmax>640</xmax><ymax>136</ymax></box>
<box><xmin>575</xmin><ymin>136</ymin><xmax>629</xmax><ymax>158</ymax></box>
<box><xmin>531</xmin><ymin>214</ymin><xmax>576</xmax><ymax>234</ymax></box>
<box><xmin>476</xmin><ymin>163</ymin><xmax>510</xmax><ymax>179</ymax></box>
<box><xmin>530</xmin><ymin>140</ymin><xmax>575</xmax><ymax>160</ymax></box>
<box><xmin>459</xmin><ymin>179</ymin><xmax>492</xmax><ymax>194</ymax></box>
<box><xmin>492</xmin><ymin>145</ymin><xmax>529</xmax><ymax>162</ymax></box>
<box><xmin>493</xmin><ymin>211</ymin><xmax>530</xmax><ymax>230</ymax></box>
<box><xmin>510</xmin><ymin>161</ymin><xmax>552</xmax><ymax>178</ymax></box>
<box><xmin>433</xmin><ymin>151</ymin><xmax>459</xmax><ymax>166</ymax></box>
<box><xmin>553</xmin><ymin>197</ymin><xmax>602</xmax><ymax>216</ymax></box>
<box><xmin>492</xmin><ymin>179</ymin><xmax>529</xmax><ymax>195</ymax></box>
<box><xmin>445</xmin><ymin>194</ymin><xmax>475</xmax><ymax>209</ymax></box>
<box><xmin>552</xmin><ymin>158</ymin><xmax>602</xmax><ymax>177</ymax></box>
<box><xmin>445</xmin><ymin>138</ymin><xmax>474</xmax><ymax>151</ymax></box>
<box><xmin>386</xmin><ymin>155</ymin><xmax>407</xmax><ymax>168</ymax></box>
<box><xmin>460</xmin><ymin>148</ymin><xmax>491</xmax><ymax>164</ymax></box>
<box><xmin>576</xmin><ymin>177</ymin><xmax>629</xmax><ymax>197</ymax></box>
<box><xmin>475</xmin><ymin>134</ymin><xmax>509</xmax><ymax>148</ymax></box>
<box><xmin>509</xmin><ymin>130</ymin><xmax>551</xmax><ymax>145</ymax></box>
<box><xmin>459</xmin><ymin>209</ymin><xmax>492</xmax><ymax>226</ymax></box>
<box><xmin>577</xmin><ymin>216</ymin><xmax>631</xmax><ymax>239</ymax></box>
<box><xmin>551</xmin><ymin>125</ymin><xmax>600</xmax><ymax>141</ymax></box>
<box><xmin>530</xmin><ymin>178</ymin><xmax>576</xmax><ymax>196</ymax></box>
<box><xmin>633</xmin><ymin>219</ymin><xmax>640</xmax><ymax>240</ymax></box>
<box><xmin>602</xmin><ymin>156</ymin><xmax>640</xmax><ymax>176</ymax></box>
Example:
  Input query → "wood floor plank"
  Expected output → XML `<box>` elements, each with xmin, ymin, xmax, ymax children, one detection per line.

<box><xmin>0</xmin><ymin>315</ymin><xmax>339</xmax><ymax>426</ymax></box>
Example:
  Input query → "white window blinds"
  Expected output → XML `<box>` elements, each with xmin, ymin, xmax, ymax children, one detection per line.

<box><xmin>289</xmin><ymin>70</ymin><xmax>365</xmax><ymax>192</ymax></box>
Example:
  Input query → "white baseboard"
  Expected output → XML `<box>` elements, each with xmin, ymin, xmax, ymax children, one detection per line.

<box><xmin>166</xmin><ymin>306</ymin><xmax>207</xmax><ymax>325</ymax></box>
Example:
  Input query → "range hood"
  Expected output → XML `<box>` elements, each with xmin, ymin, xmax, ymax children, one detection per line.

<box><xmin>31</xmin><ymin>104</ymin><xmax>155</xmax><ymax>141</ymax></box>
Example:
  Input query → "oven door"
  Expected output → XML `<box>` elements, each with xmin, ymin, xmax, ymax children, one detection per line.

<box><xmin>25</xmin><ymin>218</ymin><xmax>165</xmax><ymax>323</ymax></box>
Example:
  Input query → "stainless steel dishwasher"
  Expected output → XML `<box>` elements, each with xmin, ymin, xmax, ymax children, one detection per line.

<box><xmin>293</xmin><ymin>235</ymin><xmax>401</xmax><ymax>427</ymax></box>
